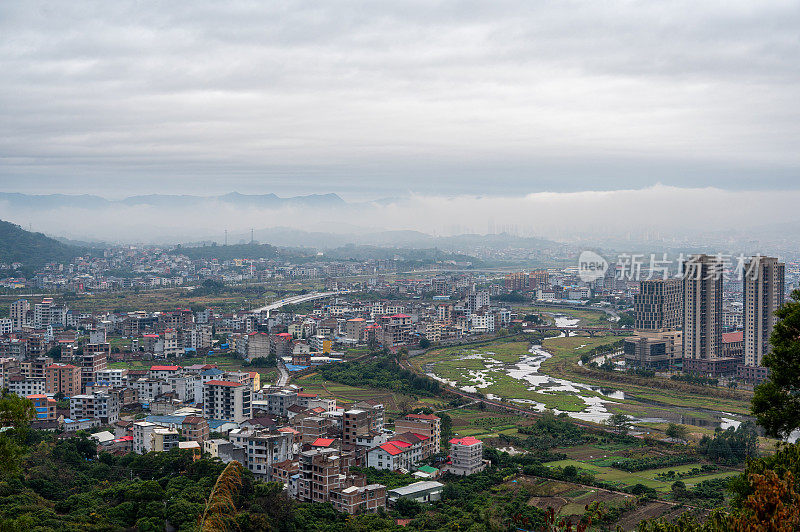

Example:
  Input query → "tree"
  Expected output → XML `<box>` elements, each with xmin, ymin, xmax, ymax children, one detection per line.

<box><xmin>0</xmin><ymin>391</ymin><xmax>35</xmax><ymax>474</ymax></box>
<box><xmin>752</xmin><ymin>289</ymin><xmax>800</xmax><ymax>438</ymax></box>
<box><xmin>440</xmin><ymin>413</ymin><xmax>453</xmax><ymax>450</ymax></box>
<box><xmin>418</xmin><ymin>337</ymin><xmax>431</xmax><ymax>349</ymax></box>
<box><xmin>45</xmin><ymin>345</ymin><xmax>62</xmax><ymax>361</ymax></box>
<box><xmin>730</xmin><ymin>470</ymin><xmax>800</xmax><ymax>531</ymax></box>
<box><xmin>605</xmin><ymin>413</ymin><xmax>631</xmax><ymax>435</ymax></box>
<box><xmin>666</xmin><ymin>423</ymin><xmax>689</xmax><ymax>442</ymax></box>
<box><xmin>698</xmin><ymin>422</ymin><xmax>759</xmax><ymax>465</ymax></box>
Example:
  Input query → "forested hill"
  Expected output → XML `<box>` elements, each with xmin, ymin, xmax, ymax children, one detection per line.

<box><xmin>0</xmin><ymin>220</ymin><xmax>87</xmax><ymax>268</ymax></box>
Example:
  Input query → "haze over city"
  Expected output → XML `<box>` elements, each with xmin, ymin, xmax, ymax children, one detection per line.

<box><xmin>3</xmin><ymin>3</ymin><xmax>800</xmax><ymax>530</ymax></box>
<box><xmin>3</xmin><ymin>2</ymin><xmax>800</xmax><ymax>240</ymax></box>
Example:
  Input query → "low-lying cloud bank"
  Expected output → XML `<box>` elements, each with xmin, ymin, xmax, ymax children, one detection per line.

<box><xmin>0</xmin><ymin>185</ymin><xmax>797</xmax><ymax>246</ymax></box>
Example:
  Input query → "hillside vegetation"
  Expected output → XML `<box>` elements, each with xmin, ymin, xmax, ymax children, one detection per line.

<box><xmin>0</xmin><ymin>220</ymin><xmax>86</xmax><ymax>268</ymax></box>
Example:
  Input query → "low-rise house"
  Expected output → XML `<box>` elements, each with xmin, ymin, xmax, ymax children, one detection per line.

<box><xmin>387</xmin><ymin>481</ymin><xmax>444</xmax><ymax>504</ymax></box>
<box><xmin>182</xmin><ymin>415</ymin><xmax>210</xmax><ymax>443</ymax></box>
<box><xmin>330</xmin><ymin>483</ymin><xmax>387</xmax><ymax>515</ymax></box>
<box><xmin>27</xmin><ymin>393</ymin><xmax>57</xmax><ymax>420</ymax></box>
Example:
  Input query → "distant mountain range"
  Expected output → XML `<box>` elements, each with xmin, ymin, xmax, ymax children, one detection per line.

<box><xmin>192</xmin><ymin>227</ymin><xmax>560</xmax><ymax>252</ymax></box>
<box><xmin>0</xmin><ymin>220</ymin><xmax>87</xmax><ymax>268</ymax></box>
<box><xmin>0</xmin><ymin>192</ymin><xmax>347</xmax><ymax>210</ymax></box>
<box><xmin>0</xmin><ymin>192</ymin><xmax>561</xmax><ymax>253</ymax></box>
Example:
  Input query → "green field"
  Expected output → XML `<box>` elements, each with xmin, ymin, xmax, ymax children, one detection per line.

<box><xmin>414</xmin><ymin>335</ymin><xmax>624</xmax><ymax>413</ymax></box>
<box><xmin>295</xmin><ymin>373</ymin><xmax>448</xmax><ymax>415</ymax></box>
<box><xmin>516</xmin><ymin>305</ymin><xmax>615</xmax><ymax>327</ymax></box>
<box><xmin>538</xmin><ymin>334</ymin><xmax>754</xmax><ymax>417</ymax></box>
<box><xmin>542</xmin><ymin>458</ymin><xmax>740</xmax><ymax>492</ymax></box>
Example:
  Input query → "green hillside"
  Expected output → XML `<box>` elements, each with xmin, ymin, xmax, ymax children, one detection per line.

<box><xmin>0</xmin><ymin>220</ymin><xmax>86</xmax><ymax>268</ymax></box>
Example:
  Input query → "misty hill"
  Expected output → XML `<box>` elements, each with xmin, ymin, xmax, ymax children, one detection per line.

<box><xmin>243</xmin><ymin>227</ymin><xmax>558</xmax><ymax>252</ymax></box>
<box><xmin>0</xmin><ymin>220</ymin><xmax>87</xmax><ymax>268</ymax></box>
<box><xmin>0</xmin><ymin>192</ymin><xmax>346</xmax><ymax>210</ymax></box>
<box><xmin>171</xmin><ymin>242</ymin><xmax>483</xmax><ymax>267</ymax></box>
<box><xmin>172</xmin><ymin>243</ymin><xmax>282</xmax><ymax>261</ymax></box>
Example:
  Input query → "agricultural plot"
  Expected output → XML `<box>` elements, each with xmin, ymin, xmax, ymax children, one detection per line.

<box><xmin>542</xmin><ymin>458</ymin><xmax>739</xmax><ymax>492</ymax></box>
<box><xmin>447</xmin><ymin>408</ymin><xmax>535</xmax><ymax>439</ymax></box>
<box><xmin>517</xmin><ymin>305</ymin><xmax>615</xmax><ymax>327</ymax></box>
<box><xmin>294</xmin><ymin>373</ymin><xmax>437</xmax><ymax>415</ymax></box>
<box><xmin>416</xmin><ymin>335</ymin><xmax>627</xmax><ymax>416</ymax></box>
<box><xmin>515</xmin><ymin>477</ymin><xmax>636</xmax><ymax>522</ymax></box>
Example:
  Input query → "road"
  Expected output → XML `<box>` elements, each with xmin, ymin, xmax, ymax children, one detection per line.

<box><xmin>252</xmin><ymin>290</ymin><xmax>353</xmax><ymax>315</ymax></box>
<box><xmin>275</xmin><ymin>359</ymin><xmax>290</xmax><ymax>386</ymax></box>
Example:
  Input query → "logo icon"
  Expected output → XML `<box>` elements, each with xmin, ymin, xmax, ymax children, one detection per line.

<box><xmin>578</xmin><ymin>250</ymin><xmax>608</xmax><ymax>282</ymax></box>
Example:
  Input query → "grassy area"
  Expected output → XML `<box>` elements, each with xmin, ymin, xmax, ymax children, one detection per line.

<box><xmin>516</xmin><ymin>305</ymin><xmax>614</xmax><ymax>327</ymax></box>
<box><xmin>482</xmin><ymin>372</ymin><xmax>589</xmax><ymax>411</ymax></box>
<box><xmin>415</xmin><ymin>338</ymin><xmax>532</xmax><ymax>366</ymax></box>
<box><xmin>295</xmin><ymin>373</ymin><xmax>441</xmax><ymax>415</ymax></box>
<box><xmin>47</xmin><ymin>288</ymin><xmax>279</xmax><ymax>313</ymax></box>
<box><xmin>542</xmin><ymin>458</ymin><xmax>739</xmax><ymax>492</ymax></box>
<box><xmin>536</xmin><ymin>331</ymin><xmax>755</xmax><ymax>418</ymax></box>
<box><xmin>447</xmin><ymin>407</ymin><xmax>536</xmax><ymax>440</ymax></box>
<box><xmin>540</xmin><ymin>335</ymin><xmax>627</xmax><ymax>368</ymax></box>
<box><xmin>413</xmin><ymin>337</ymin><xmax>594</xmax><ymax>411</ymax></box>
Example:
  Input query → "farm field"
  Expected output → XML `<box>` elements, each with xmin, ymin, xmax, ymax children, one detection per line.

<box><xmin>516</xmin><ymin>305</ymin><xmax>615</xmax><ymax>327</ymax></box>
<box><xmin>413</xmin><ymin>335</ymin><xmax>628</xmax><ymax>415</ymax></box>
<box><xmin>503</xmin><ymin>476</ymin><xmax>696</xmax><ymax>530</ymax></box>
<box><xmin>541</xmin><ymin>458</ymin><xmax>740</xmax><ymax>492</ymax></box>
<box><xmin>538</xmin><ymin>334</ymin><xmax>754</xmax><ymax>417</ymax></box>
<box><xmin>294</xmin><ymin>373</ymin><xmax>448</xmax><ymax>415</ymax></box>
<box><xmin>50</xmin><ymin>288</ymin><xmax>274</xmax><ymax>313</ymax></box>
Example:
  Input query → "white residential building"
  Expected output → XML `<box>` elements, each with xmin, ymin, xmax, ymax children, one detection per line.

<box><xmin>203</xmin><ymin>380</ymin><xmax>251</xmax><ymax>423</ymax></box>
<box><xmin>95</xmin><ymin>368</ymin><xmax>128</xmax><ymax>387</ymax></box>
<box><xmin>444</xmin><ymin>436</ymin><xmax>486</xmax><ymax>476</ymax></box>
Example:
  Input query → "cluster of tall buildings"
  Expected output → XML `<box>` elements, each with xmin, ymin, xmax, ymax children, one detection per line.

<box><xmin>625</xmin><ymin>254</ymin><xmax>785</xmax><ymax>381</ymax></box>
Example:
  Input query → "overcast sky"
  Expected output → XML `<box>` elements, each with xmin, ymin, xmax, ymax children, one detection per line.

<box><xmin>1</xmin><ymin>1</ymin><xmax>799</xmax><ymax>199</ymax></box>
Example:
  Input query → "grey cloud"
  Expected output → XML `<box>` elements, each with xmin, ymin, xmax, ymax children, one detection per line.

<box><xmin>1</xmin><ymin>1</ymin><xmax>799</xmax><ymax>196</ymax></box>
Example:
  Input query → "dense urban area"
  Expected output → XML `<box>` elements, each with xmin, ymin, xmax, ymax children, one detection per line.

<box><xmin>1</xmin><ymin>220</ymin><xmax>800</xmax><ymax>531</ymax></box>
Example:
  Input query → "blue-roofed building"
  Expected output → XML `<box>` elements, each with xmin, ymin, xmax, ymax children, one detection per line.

<box><xmin>207</xmin><ymin>419</ymin><xmax>240</xmax><ymax>433</ymax></box>
<box><xmin>145</xmin><ymin>414</ymin><xmax>187</xmax><ymax>430</ymax></box>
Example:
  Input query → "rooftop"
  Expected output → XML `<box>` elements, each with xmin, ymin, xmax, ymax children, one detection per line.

<box><xmin>450</xmin><ymin>436</ymin><xmax>482</xmax><ymax>446</ymax></box>
<box><xmin>205</xmin><ymin>380</ymin><xmax>243</xmax><ymax>387</ymax></box>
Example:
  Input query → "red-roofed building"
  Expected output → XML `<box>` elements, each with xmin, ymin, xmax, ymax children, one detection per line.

<box><xmin>27</xmin><ymin>393</ymin><xmax>56</xmax><ymax>420</ymax></box>
<box><xmin>722</xmin><ymin>331</ymin><xmax>744</xmax><ymax>359</ymax></box>
<box><xmin>445</xmin><ymin>436</ymin><xmax>486</xmax><ymax>476</ymax></box>
<box><xmin>203</xmin><ymin>380</ymin><xmax>251</xmax><ymax>423</ymax></box>
<box><xmin>390</xmin><ymin>433</ymin><xmax>426</xmax><ymax>465</ymax></box>
<box><xmin>246</xmin><ymin>332</ymin><xmax>270</xmax><ymax>360</ymax></box>
<box><xmin>271</xmin><ymin>332</ymin><xmax>293</xmax><ymax>358</ymax></box>
<box><xmin>395</xmin><ymin>413</ymin><xmax>441</xmax><ymax>457</ymax></box>
<box><xmin>367</xmin><ymin>441</ymin><xmax>410</xmax><ymax>471</ymax></box>
<box><xmin>345</xmin><ymin>318</ymin><xmax>367</xmax><ymax>342</ymax></box>
<box><xmin>311</xmin><ymin>437</ymin><xmax>336</xmax><ymax>448</ymax></box>
<box><xmin>149</xmin><ymin>365</ymin><xmax>182</xmax><ymax>380</ymax></box>
<box><xmin>377</xmin><ymin>314</ymin><xmax>412</xmax><ymax>346</ymax></box>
